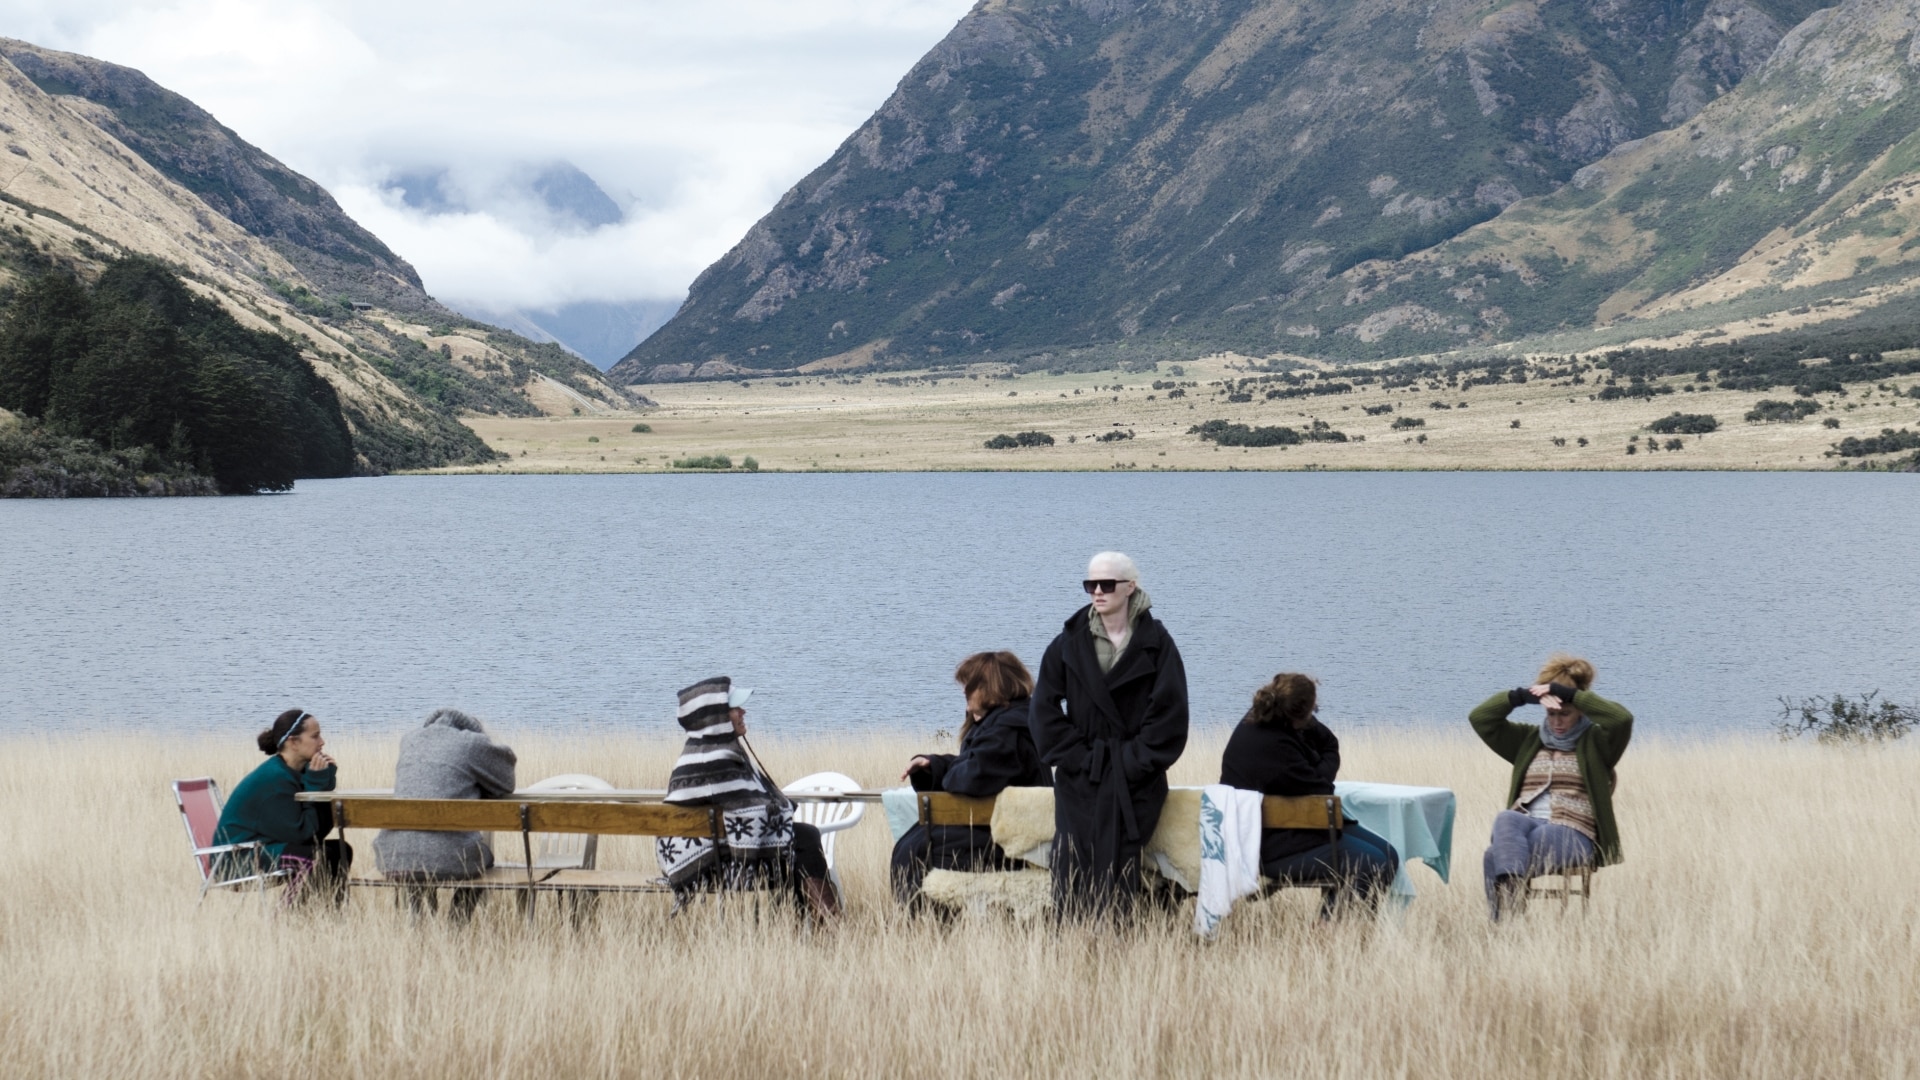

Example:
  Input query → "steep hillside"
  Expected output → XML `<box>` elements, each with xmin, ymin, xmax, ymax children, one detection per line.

<box><xmin>0</xmin><ymin>38</ymin><xmax>435</xmax><ymax>316</ymax></box>
<box><xmin>615</xmin><ymin>0</ymin><xmax>1825</xmax><ymax>380</ymax></box>
<box><xmin>0</xmin><ymin>43</ymin><xmax>642</xmax><ymax>473</ymax></box>
<box><xmin>1284</xmin><ymin>0</ymin><xmax>1920</xmax><ymax>356</ymax></box>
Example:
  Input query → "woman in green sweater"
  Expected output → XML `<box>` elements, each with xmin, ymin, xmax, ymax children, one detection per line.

<box><xmin>212</xmin><ymin>709</ymin><xmax>352</xmax><ymax>905</ymax></box>
<box><xmin>1470</xmin><ymin>655</ymin><xmax>1633</xmax><ymax>920</ymax></box>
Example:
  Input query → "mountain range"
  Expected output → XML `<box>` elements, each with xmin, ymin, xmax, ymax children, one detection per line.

<box><xmin>613</xmin><ymin>0</ymin><xmax>1920</xmax><ymax>380</ymax></box>
<box><xmin>0</xmin><ymin>38</ymin><xmax>642</xmax><ymax>473</ymax></box>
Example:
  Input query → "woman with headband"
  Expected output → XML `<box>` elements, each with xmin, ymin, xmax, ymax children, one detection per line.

<box><xmin>212</xmin><ymin>708</ymin><xmax>353</xmax><ymax>905</ymax></box>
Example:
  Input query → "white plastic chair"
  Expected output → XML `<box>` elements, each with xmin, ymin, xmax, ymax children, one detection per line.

<box><xmin>493</xmin><ymin>774</ymin><xmax>615</xmax><ymax>870</ymax></box>
<box><xmin>783</xmin><ymin>771</ymin><xmax>866</xmax><ymax>898</ymax></box>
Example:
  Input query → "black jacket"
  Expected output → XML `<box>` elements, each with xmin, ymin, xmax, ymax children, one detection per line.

<box><xmin>892</xmin><ymin>698</ymin><xmax>1052</xmax><ymax>902</ymax></box>
<box><xmin>1031</xmin><ymin>605</ymin><xmax>1189</xmax><ymax>914</ymax></box>
<box><xmin>914</xmin><ymin>698</ymin><xmax>1052</xmax><ymax>796</ymax></box>
<box><xmin>1219</xmin><ymin>715</ymin><xmax>1344</xmax><ymax>863</ymax></box>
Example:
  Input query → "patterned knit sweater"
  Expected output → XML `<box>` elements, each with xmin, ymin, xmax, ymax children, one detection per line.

<box><xmin>1512</xmin><ymin>748</ymin><xmax>1595</xmax><ymax>841</ymax></box>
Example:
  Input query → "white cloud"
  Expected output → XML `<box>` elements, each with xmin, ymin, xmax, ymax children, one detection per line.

<box><xmin>0</xmin><ymin>0</ymin><xmax>974</xmax><ymax>309</ymax></box>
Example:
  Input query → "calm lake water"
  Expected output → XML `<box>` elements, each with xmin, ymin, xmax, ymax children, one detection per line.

<box><xmin>3</xmin><ymin>472</ymin><xmax>1915</xmax><ymax>743</ymax></box>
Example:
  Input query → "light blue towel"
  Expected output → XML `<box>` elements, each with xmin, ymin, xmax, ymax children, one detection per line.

<box><xmin>881</xmin><ymin>787</ymin><xmax>920</xmax><ymax>842</ymax></box>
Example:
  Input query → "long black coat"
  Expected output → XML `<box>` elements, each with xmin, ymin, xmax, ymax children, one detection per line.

<box><xmin>1030</xmin><ymin>605</ymin><xmax>1189</xmax><ymax>916</ymax></box>
<box><xmin>890</xmin><ymin>698</ymin><xmax>1053</xmax><ymax>901</ymax></box>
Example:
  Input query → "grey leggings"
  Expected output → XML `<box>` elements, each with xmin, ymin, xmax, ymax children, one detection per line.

<box><xmin>1482</xmin><ymin>810</ymin><xmax>1595</xmax><ymax>917</ymax></box>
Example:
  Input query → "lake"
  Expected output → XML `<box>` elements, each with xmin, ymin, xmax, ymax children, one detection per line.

<box><xmin>2</xmin><ymin>472</ymin><xmax>1914</xmax><ymax>744</ymax></box>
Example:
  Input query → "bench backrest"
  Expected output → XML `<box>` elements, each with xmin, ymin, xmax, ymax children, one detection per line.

<box><xmin>329</xmin><ymin>798</ymin><xmax>723</xmax><ymax>841</ymax></box>
<box><xmin>1261</xmin><ymin>794</ymin><xmax>1341</xmax><ymax>830</ymax></box>
<box><xmin>918</xmin><ymin>791</ymin><xmax>1342</xmax><ymax>830</ymax></box>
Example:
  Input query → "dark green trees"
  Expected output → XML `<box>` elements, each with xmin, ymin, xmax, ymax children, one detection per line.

<box><xmin>0</xmin><ymin>257</ymin><xmax>354</xmax><ymax>493</ymax></box>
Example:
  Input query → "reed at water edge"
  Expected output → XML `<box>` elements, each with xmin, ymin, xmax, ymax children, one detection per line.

<box><xmin>0</xmin><ymin>730</ymin><xmax>1915</xmax><ymax>1079</ymax></box>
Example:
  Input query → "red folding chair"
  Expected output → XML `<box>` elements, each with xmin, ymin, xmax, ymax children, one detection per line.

<box><xmin>172</xmin><ymin>777</ymin><xmax>291</xmax><ymax>902</ymax></box>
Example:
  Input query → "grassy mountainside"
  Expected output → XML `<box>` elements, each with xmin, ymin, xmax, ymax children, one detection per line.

<box><xmin>0</xmin><ymin>42</ymin><xmax>644</xmax><ymax>475</ymax></box>
<box><xmin>615</xmin><ymin>0</ymin><xmax>1827</xmax><ymax>379</ymax></box>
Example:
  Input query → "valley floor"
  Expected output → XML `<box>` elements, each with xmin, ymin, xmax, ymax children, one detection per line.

<box><xmin>451</xmin><ymin>355</ymin><xmax>1920</xmax><ymax>473</ymax></box>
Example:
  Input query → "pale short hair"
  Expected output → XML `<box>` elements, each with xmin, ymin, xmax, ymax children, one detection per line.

<box><xmin>1087</xmin><ymin>551</ymin><xmax>1140</xmax><ymax>581</ymax></box>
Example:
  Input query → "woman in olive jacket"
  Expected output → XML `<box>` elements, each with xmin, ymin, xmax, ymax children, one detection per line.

<box><xmin>1030</xmin><ymin>552</ymin><xmax>1189</xmax><ymax>920</ymax></box>
<box><xmin>890</xmin><ymin>651</ymin><xmax>1052</xmax><ymax>904</ymax></box>
<box><xmin>1470</xmin><ymin>654</ymin><xmax>1634</xmax><ymax>919</ymax></box>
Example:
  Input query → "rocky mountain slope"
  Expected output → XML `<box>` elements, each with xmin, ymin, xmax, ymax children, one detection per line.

<box><xmin>615</xmin><ymin>0</ymin><xmax>1920</xmax><ymax>378</ymax></box>
<box><xmin>0</xmin><ymin>41</ymin><xmax>641</xmax><ymax>472</ymax></box>
<box><xmin>1280</xmin><ymin>0</ymin><xmax>1920</xmax><ymax>356</ymax></box>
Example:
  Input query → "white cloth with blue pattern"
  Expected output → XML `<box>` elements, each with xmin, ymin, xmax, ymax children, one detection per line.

<box><xmin>1193</xmin><ymin>784</ymin><xmax>1264</xmax><ymax>939</ymax></box>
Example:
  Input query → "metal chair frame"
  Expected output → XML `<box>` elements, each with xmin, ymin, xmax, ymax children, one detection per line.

<box><xmin>172</xmin><ymin>777</ymin><xmax>293</xmax><ymax>903</ymax></box>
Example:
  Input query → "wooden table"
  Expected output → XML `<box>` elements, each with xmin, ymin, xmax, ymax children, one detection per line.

<box><xmin>295</xmin><ymin>788</ymin><xmax>884</xmax><ymax>804</ymax></box>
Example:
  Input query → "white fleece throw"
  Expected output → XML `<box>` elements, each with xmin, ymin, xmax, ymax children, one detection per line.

<box><xmin>1194</xmin><ymin>785</ymin><xmax>1264</xmax><ymax>939</ymax></box>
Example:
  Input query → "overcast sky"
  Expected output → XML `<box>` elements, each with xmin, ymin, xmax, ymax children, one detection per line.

<box><xmin>0</xmin><ymin>0</ymin><xmax>975</xmax><ymax>311</ymax></box>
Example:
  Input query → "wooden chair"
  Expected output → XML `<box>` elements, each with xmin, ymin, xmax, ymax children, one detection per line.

<box><xmin>172</xmin><ymin>777</ymin><xmax>292</xmax><ymax>903</ymax></box>
<box><xmin>1526</xmin><ymin>864</ymin><xmax>1595</xmax><ymax>913</ymax></box>
<box><xmin>1252</xmin><ymin>795</ymin><xmax>1345</xmax><ymax>898</ymax></box>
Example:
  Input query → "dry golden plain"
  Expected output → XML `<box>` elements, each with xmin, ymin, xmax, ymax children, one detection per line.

<box><xmin>454</xmin><ymin>354</ymin><xmax>1920</xmax><ymax>473</ymax></box>
<box><xmin>5</xmin><ymin>731</ymin><xmax>1917</xmax><ymax>1078</ymax></box>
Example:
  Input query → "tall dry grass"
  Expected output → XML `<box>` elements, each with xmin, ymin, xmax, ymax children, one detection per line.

<box><xmin>2</xmin><ymin>731</ymin><xmax>1917</xmax><ymax>1078</ymax></box>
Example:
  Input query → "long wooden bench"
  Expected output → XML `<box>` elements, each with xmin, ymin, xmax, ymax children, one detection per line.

<box><xmin>327</xmin><ymin>797</ymin><xmax>727</xmax><ymax>916</ymax></box>
<box><xmin>918</xmin><ymin>790</ymin><xmax>1341</xmax><ymax>834</ymax></box>
<box><xmin>916</xmin><ymin>790</ymin><xmax>1345</xmax><ymax>892</ymax></box>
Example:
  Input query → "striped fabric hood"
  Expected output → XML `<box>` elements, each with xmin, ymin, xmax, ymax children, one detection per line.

<box><xmin>656</xmin><ymin>676</ymin><xmax>793</xmax><ymax>889</ymax></box>
<box><xmin>662</xmin><ymin>676</ymin><xmax>766</xmax><ymax>805</ymax></box>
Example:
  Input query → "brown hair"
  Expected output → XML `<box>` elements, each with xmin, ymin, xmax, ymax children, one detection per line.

<box><xmin>1248</xmin><ymin>673</ymin><xmax>1318</xmax><ymax>729</ymax></box>
<box><xmin>256</xmin><ymin>708</ymin><xmax>309</xmax><ymax>755</ymax></box>
<box><xmin>1536</xmin><ymin>654</ymin><xmax>1596</xmax><ymax>691</ymax></box>
<box><xmin>954</xmin><ymin>651</ymin><xmax>1034</xmax><ymax>744</ymax></box>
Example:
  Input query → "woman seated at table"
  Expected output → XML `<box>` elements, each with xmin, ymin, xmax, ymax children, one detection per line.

<box><xmin>1220</xmin><ymin>674</ymin><xmax>1397</xmax><ymax>917</ymax></box>
<box><xmin>1471</xmin><ymin>654</ymin><xmax>1633</xmax><ymax>920</ymax></box>
<box><xmin>657</xmin><ymin>677</ymin><xmax>839</xmax><ymax>926</ymax></box>
<box><xmin>373</xmin><ymin>708</ymin><xmax>517</xmax><ymax>922</ymax></box>
<box><xmin>890</xmin><ymin>651</ymin><xmax>1053</xmax><ymax>905</ymax></box>
<box><xmin>212</xmin><ymin>708</ymin><xmax>352</xmax><ymax>906</ymax></box>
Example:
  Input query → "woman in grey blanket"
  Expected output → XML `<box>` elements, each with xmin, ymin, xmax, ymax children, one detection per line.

<box><xmin>655</xmin><ymin>676</ymin><xmax>839</xmax><ymax>925</ymax></box>
<box><xmin>373</xmin><ymin>708</ymin><xmax>517</xmax><ymax>921</ymax></box>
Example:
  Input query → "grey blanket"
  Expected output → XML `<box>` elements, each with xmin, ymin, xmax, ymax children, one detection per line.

<box><xmin>373</xmin><ymin>709</ymin><xmax>517</xmax><ymax>878</ymax></box>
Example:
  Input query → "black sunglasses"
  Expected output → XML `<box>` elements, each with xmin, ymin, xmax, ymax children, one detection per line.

<box><xmin>1082</xmin><ymin>579</ymin><xmax>1128</xmax><ymax>594</ymax></box>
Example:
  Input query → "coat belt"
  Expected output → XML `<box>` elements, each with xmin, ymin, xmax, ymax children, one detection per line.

<box><xmin>1087</xmin><ymin>740</ymin><xmax>1140</xmax><ymax>844</ymax></box>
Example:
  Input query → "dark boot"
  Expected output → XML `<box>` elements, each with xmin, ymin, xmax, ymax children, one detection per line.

<box><xmin>1490</xmin><ymin>875</ymin><xmax>1527</xmax><ymax>922</ymax></box>
<box><xmin>800</xmin><ymin>875</ymin><xmax>842</xmax><ymax>928</ymax></box>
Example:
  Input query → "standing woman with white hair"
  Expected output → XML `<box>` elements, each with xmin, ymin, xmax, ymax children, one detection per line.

<box><xmin>1030</xmin><ymin>551</ymin><xmax>1190</xmax><ymax>920</ymax></box>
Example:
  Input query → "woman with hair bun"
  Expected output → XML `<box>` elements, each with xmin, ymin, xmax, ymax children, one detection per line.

<box><xmin>212</xmin><ymin>708</ymin><xmax>353</xmax><ymax>905</ymax></box>
<box><xmin>890</xmin><ymin>650</ymin><xmax>1052</xmax><ymax>905</ymax></box>
<box><xmin>1470</xmin><ymin>654</ymin><xmax>1634</xmax><ymax>920</ymax></box>
<box><xmin>1219</xmin><ymin>674</ymin><xmax>1398</xmax><ymax>916</ymax></box>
